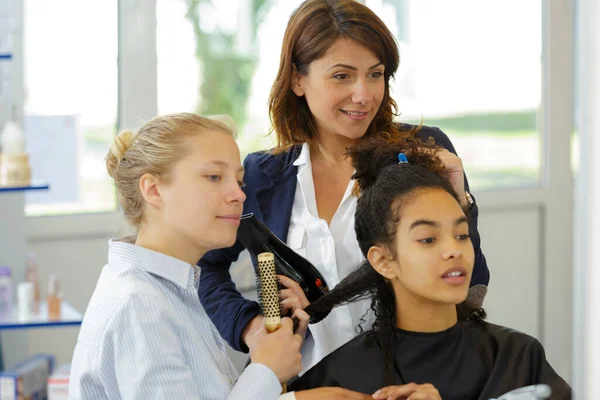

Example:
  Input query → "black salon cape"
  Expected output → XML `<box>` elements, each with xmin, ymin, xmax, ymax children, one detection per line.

<box><xmin>290</xmin><ymin>321</ymin><xmax>571</xmax><ymax>400</ymax></box>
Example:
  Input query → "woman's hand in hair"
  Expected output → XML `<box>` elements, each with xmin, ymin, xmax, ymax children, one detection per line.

<box><xmin>278</xmin><ymin>275</ymin><xmax>311</xmax><ymax>315</ymax></box>
<box><xmin>372</xmin><ymin>383</ymin><xmax>441</xmax><ymax>400</ymax></box>
<box><xmin>294</xmin><ymin>387</ymin><xmax>372</xmax><ymax>400</ymax></box>
<box><xmin>435</xmin><ymin>149</ymin><xmax>467</xmax><ymax>207</ymax></box>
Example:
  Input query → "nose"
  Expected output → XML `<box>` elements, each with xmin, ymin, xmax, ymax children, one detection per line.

<box><xmin>351</xmin><ymin>78</ymin><xmax>371</xmax><ymax>106</ymax></box>
<box><xmin>229</xmin><ymin>182</ymin><xmax>246</xmax><ymax>204</ymax></box>
<box><xmin>442</xmin><ymin>248</ymin><xmax>462</xmax><ymax>260</ymax></box>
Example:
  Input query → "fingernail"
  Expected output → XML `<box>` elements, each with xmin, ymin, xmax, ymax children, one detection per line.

<box><xmin>372</xmin><ymin>390</ymin><xmax>380</xmax><ymax>397</ymax></box>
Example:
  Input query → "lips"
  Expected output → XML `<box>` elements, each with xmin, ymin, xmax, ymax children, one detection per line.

<box><xmin>340</xmin><ymin>109</ymin><xmax>369</xmax><ymax>121</ymax></box>
<box><xmin>217</xmin><ymin>214</ymin><xmax>241</xmax><ymax>220</ymax></box>
<box><xmin>216</xmin><ymin>214</ymin><xmax>242</xmax><ymax>226</ymax></box>
<box><xmin>441</xmin><ymin>266</ymin><xmax>467</xmax><ymax>278</ymax></box>
<box><xmin>341</xmin><ymin>110</ymin><xmax>368</xmax><ymax>116</ymax></box>
<box><xmin>441</xmin><ymin>266</ymin><xmax>468</xmax><ymax>286</ymax></box>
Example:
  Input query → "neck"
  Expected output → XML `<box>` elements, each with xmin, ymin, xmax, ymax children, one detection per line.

<box><xmin>392</xmin><ymin>282</ymin><xmax>458</xmax><ymax>332</ymax></box>
<box><xmin>311</xmin><ymin>131</ymin><xmax>358</xmax><ymax>164</ymax></box>
<box><xmin>135</xmin><ymin>221</ymin><xmax>205</xmax><ymax>265</ymax></box>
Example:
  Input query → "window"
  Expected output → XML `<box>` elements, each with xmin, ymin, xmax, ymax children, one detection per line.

<box><xmin>158</xmin><ymin>0</ymin><xmax>542</xmax><ymax>191</ymax></box>
<box><xmin>156</xmin><ymin>0</ymin><xmax>304</xmax><ymax>160</ymax></box>
<box><xmin>23</xmin><ymin>1</ymin><xmax>118</xmax><ymax>216</ymax></box>
<box><xmin>368</xmin><ymin>0</ymin><xmax>542</xmax><ymax>190</ymax></box>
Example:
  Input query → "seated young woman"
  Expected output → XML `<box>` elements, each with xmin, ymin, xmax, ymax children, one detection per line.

<box><xmin>289</xmin><ymin>137</ymin><xmax>572</xmax><ymax>400</ymax></box>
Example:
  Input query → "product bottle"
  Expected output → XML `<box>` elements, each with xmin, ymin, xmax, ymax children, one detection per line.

<box><xmin>24</xmin><ymin>251</ymin><xmax>41</xmax><ymax>314</ymax></box>
<box><xmin>237</xmin><ymin>213</ymin><xmax>330</xmax><ymax>324</ymax></box>
<box><xmin>0</xmin><ymin>120</ymin><xmax>25</xmax><ymax>154</ymax></box>
<box><xmin>0</xmin><ymin>108</ymin><xmax>31</xmax><ymax>186</ymax></box>
<box><xmin>0</xmin><ymin>266</ymin><xmax>12</xmax><ymax>320</ymax></box>
<box><xmin>47</xmin><ymin>274</ymin><xmax>62</xmax><ymax>320</ymax></box>
<box><xmin>17</xmin><ymin>281</ymin><xmax>34</xmax><ymax>321</ymax></box>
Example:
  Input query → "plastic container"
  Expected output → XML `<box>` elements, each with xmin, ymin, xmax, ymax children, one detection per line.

<box><xmin>0</xmin><ymin>266</ymin><xmax>13</xmax><ymax>320</ymax></box>
<box><xmin>25</xmin><ymin>251</ymin><xmax>41</xmax><ymax>314</ymax></box>
<box><xmin>47</xmin><ymin>274</ymin><xmax>62</xmax><ymax>320</ymax></box>
<box><xmin>17</xmin><ymin>281</ymin><xmax>34</xmax><ymax>321</ymax></box>
<box><xmin>0</xmin><ymin>117</ymin><xmax>31</xmax><ymax>187</ymax></box>
<box><xmin>0</xmin><ymin>120</ymin><xmax>25</xmax><ymax>154</ymax></box>
<box><xmin>0</xmin><ymin>152</ymin><xmax>31</xmax><ymax>186</ymax></box>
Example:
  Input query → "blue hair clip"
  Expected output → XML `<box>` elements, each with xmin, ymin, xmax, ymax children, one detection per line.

<box><xmin>398</xmin><ymin>153</ymin><xmax>408</xmax><ymax>164</ymax></box>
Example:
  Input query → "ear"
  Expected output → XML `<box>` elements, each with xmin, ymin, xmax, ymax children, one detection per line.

<box><xmin>367</xmin><ymin>245</ymin><xmax>398</xmax><ymax>280</ymax></box>
<box><xmin>139</xmin><ymin>173</ymin><xmax>162</xmax><ymax>210</ymax></box>
<box><xmin>291</xmin><ymin>67</ymin><xmax>305</xmax><ymax>97</ymax></box>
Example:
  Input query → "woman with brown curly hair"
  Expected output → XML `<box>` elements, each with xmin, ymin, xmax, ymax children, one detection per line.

<box><xmin>199</xmin><ymin>0</ymin><xmax>490</xmax><ymax>374</ymax></box>
<box><xmin>289</xmin><ymin>138</ymin><xmax>571</xmax><ymax>400</ymax></box>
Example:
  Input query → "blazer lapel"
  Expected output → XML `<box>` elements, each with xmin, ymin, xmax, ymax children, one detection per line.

<box><xmin>255</xmin><ymin>146</ymin><xmax>301</xmax><ymax>243</ymax></box>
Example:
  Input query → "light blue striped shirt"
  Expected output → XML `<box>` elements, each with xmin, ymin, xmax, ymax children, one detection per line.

<box><xmin>69</xmin><ymin>237</ymin><xmax>286</xmax><ymax>399</ymax></box>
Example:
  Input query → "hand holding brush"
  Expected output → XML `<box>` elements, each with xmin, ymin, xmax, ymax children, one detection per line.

<box><xmin>248</xmin><ymin>252</ymin><xmax>309</xmax><ymax>386</ymax></box>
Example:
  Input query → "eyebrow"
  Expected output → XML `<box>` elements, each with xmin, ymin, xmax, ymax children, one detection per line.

<box><xmin>204</xmin><ymin>161</ymin><xmax>244</xmax><ymax>173</ymax></box>
<box><xmin>409</xmin><ymin>216</ymin><xmax>468</xmax><ymax>231</ymax></box>
<box><xmin>327</xmin><ymin>62</ymin><xmax>384</xmax><ymax>71</ymax></box>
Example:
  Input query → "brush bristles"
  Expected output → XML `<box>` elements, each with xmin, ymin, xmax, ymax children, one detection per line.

<box><xmin>257</xmin><ymin>252</ymin><xmax>281</xmax><ymax>332</ymax></box>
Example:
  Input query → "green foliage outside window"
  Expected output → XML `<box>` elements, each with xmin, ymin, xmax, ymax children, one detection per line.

<box><xmin>185</xmin><ymin>0</ymin><xmax>272</xmax><ymax>132</ymax></box>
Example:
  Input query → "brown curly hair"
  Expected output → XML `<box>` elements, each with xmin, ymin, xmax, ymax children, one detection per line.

<box><xmin>268</xmin><ymin>0</ymin><xmax>417</xmax><ymax>154</ymax></box>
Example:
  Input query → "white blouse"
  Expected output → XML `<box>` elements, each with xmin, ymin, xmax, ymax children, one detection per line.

<box><xmin>287</xmin><ymin>143</ymin><xmax>374</xmax><ymax>374</ymax></box>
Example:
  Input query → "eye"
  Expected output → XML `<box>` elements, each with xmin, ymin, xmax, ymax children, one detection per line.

<box><xmin>333</xmin><ymin>73</ymin><xmax>350</xmax><ymax>81</ymax></box>
<box><xmin>418</xmin><ymin>238</ymin><xmax>436</xmax><ymax>244</ymax></box>
<box><xmin>370</xmin><ymin>71</ymin><xmax>384</xmax><ymax>79</ymax></box>
<box><xmin>456</xmin><ymin>234</ymin><xmax>470</xmax><ymax>241</ymax></box>
<box><xmin>238</xmin><ymin>180</ymin><xmax>246</xmax><ymax>188</ymax></box>
<box><xmin>207</xmin><ymin>175</ymin><xmax>221</xmax><ymax>182</ymax></box>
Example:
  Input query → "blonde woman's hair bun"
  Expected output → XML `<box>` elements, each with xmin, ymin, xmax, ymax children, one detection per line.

<box><xmin>106</xmin><ymin>129</ymin><xmax>136</xmax><ymax>178</ymax></box>
<box><xmin>111</xmin><ymin>130</ymin><xmax>136</xmax><ymax>160</ymax></box>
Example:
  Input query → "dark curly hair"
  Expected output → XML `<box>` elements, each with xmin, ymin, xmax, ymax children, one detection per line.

<box><xmin>304</xmin><ymin>136</ymin><xmax>486</xmax><ymax>384</ymax></box>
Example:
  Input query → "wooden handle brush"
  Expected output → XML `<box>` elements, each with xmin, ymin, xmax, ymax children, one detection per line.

<box><xmin>257</xmin><ymin>252</ymin><xmax>287</xmax><ymax>392</ymax></box>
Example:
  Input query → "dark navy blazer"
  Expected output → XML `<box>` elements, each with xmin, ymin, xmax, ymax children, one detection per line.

<box><xmin>198</xmin><ymin>125</ymin><xmax>490</xmax><ymax>352</ymax></box>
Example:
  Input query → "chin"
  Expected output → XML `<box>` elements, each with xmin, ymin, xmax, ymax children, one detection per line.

<box><xmin>203</xmin><ymin>235</ymin><xmax>237</xmax><ymax>252</ymax></box>
<box><xmin>337</xmin><ymin>129</ymin><xmax>367</xmax><ymax>141</ymax></box>
<box><xmin>436</xmin><ymin>288</ymin><xmax>469</xmax><ymax>305</ymax></box>
<box><xmin>216</xmin><ymin>237</ymin><xmax>236</xmax><ymax>249</ymax></box>
<box><xmin>451</xmin><ymin>290</ymin><xmax>470</xmax><ymax>305</ymax></box>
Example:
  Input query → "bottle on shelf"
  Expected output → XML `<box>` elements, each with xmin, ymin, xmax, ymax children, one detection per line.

<box><xmin>0</xmin><ymin>106</ymin><xmax>31</xmax><ymax>187</ymax></box>
<box><xmin>24</xmin><ymin>251</ymin><xmax>40</xmax><ymax>314</ymax></box>
<box><xmin>47</xmin><ymin>274</ymin><xmax>62</xmax><ymax>320</ymax></box>
<box><xmin>0</xmin><ymin>266</ymin><xmax>12</xmax><ymax>320</ymax></box>
<box><xmin>17</xmin><ymin>281</ymin><xmax>34</xmax><ymax>321</ymax></box>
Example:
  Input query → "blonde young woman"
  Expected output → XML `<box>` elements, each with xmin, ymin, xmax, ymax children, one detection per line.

<box><xmin>68</xmin><ymin>113</ymin><xmax>370</xmax><ymax>400</ymax></box>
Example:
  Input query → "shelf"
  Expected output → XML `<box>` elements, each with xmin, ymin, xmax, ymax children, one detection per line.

<box><xmin>0</xmin><ymin>301</ymin><xmax>82</xmax><ymax>330</ymax></box>
<box><xmin>0</xmin><ymin>182</ymin><xmax>49</xmax><ymax>193</ymax></box>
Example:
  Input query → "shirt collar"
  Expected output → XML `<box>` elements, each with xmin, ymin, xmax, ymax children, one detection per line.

<box><xmin>292</xmin><ymin>143</ymin><xmax>311</xmax><ymax>166</ymax></box>
<box><xmin>108</xmin><ymin>236</ymin><xmax>198</xmax><ymax>289</ymax></box>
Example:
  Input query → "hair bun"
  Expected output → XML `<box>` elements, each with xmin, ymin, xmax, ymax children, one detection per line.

<box><xmin>106</xmin><ymin>129</ymin><xmax>136</xmax><ymax>178</ymax></box>
<box><xmin>348</xmin><ymin>135</ymin><xmax>443</xmax><ymax>192</ymax></box>
<box><xmin>111</xmin><ymin>130</ymin><xmax>136</xmax><ymax>160</ymax></box>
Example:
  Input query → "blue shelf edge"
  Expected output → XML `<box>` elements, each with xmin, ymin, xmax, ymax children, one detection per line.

<box><xmin>0</xmin><ymin>182</ymin><xmax>49</xmax><ymax>193</ymax></box>
<box><xmin>0</xmin><ymin>301</ymin><xmax>82</xmax><ymax>330</ymax></box>
<box><xmin>0</xmin><ymin>320</ymin><xmax>82</xmax><ymax>330</ymax></box>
